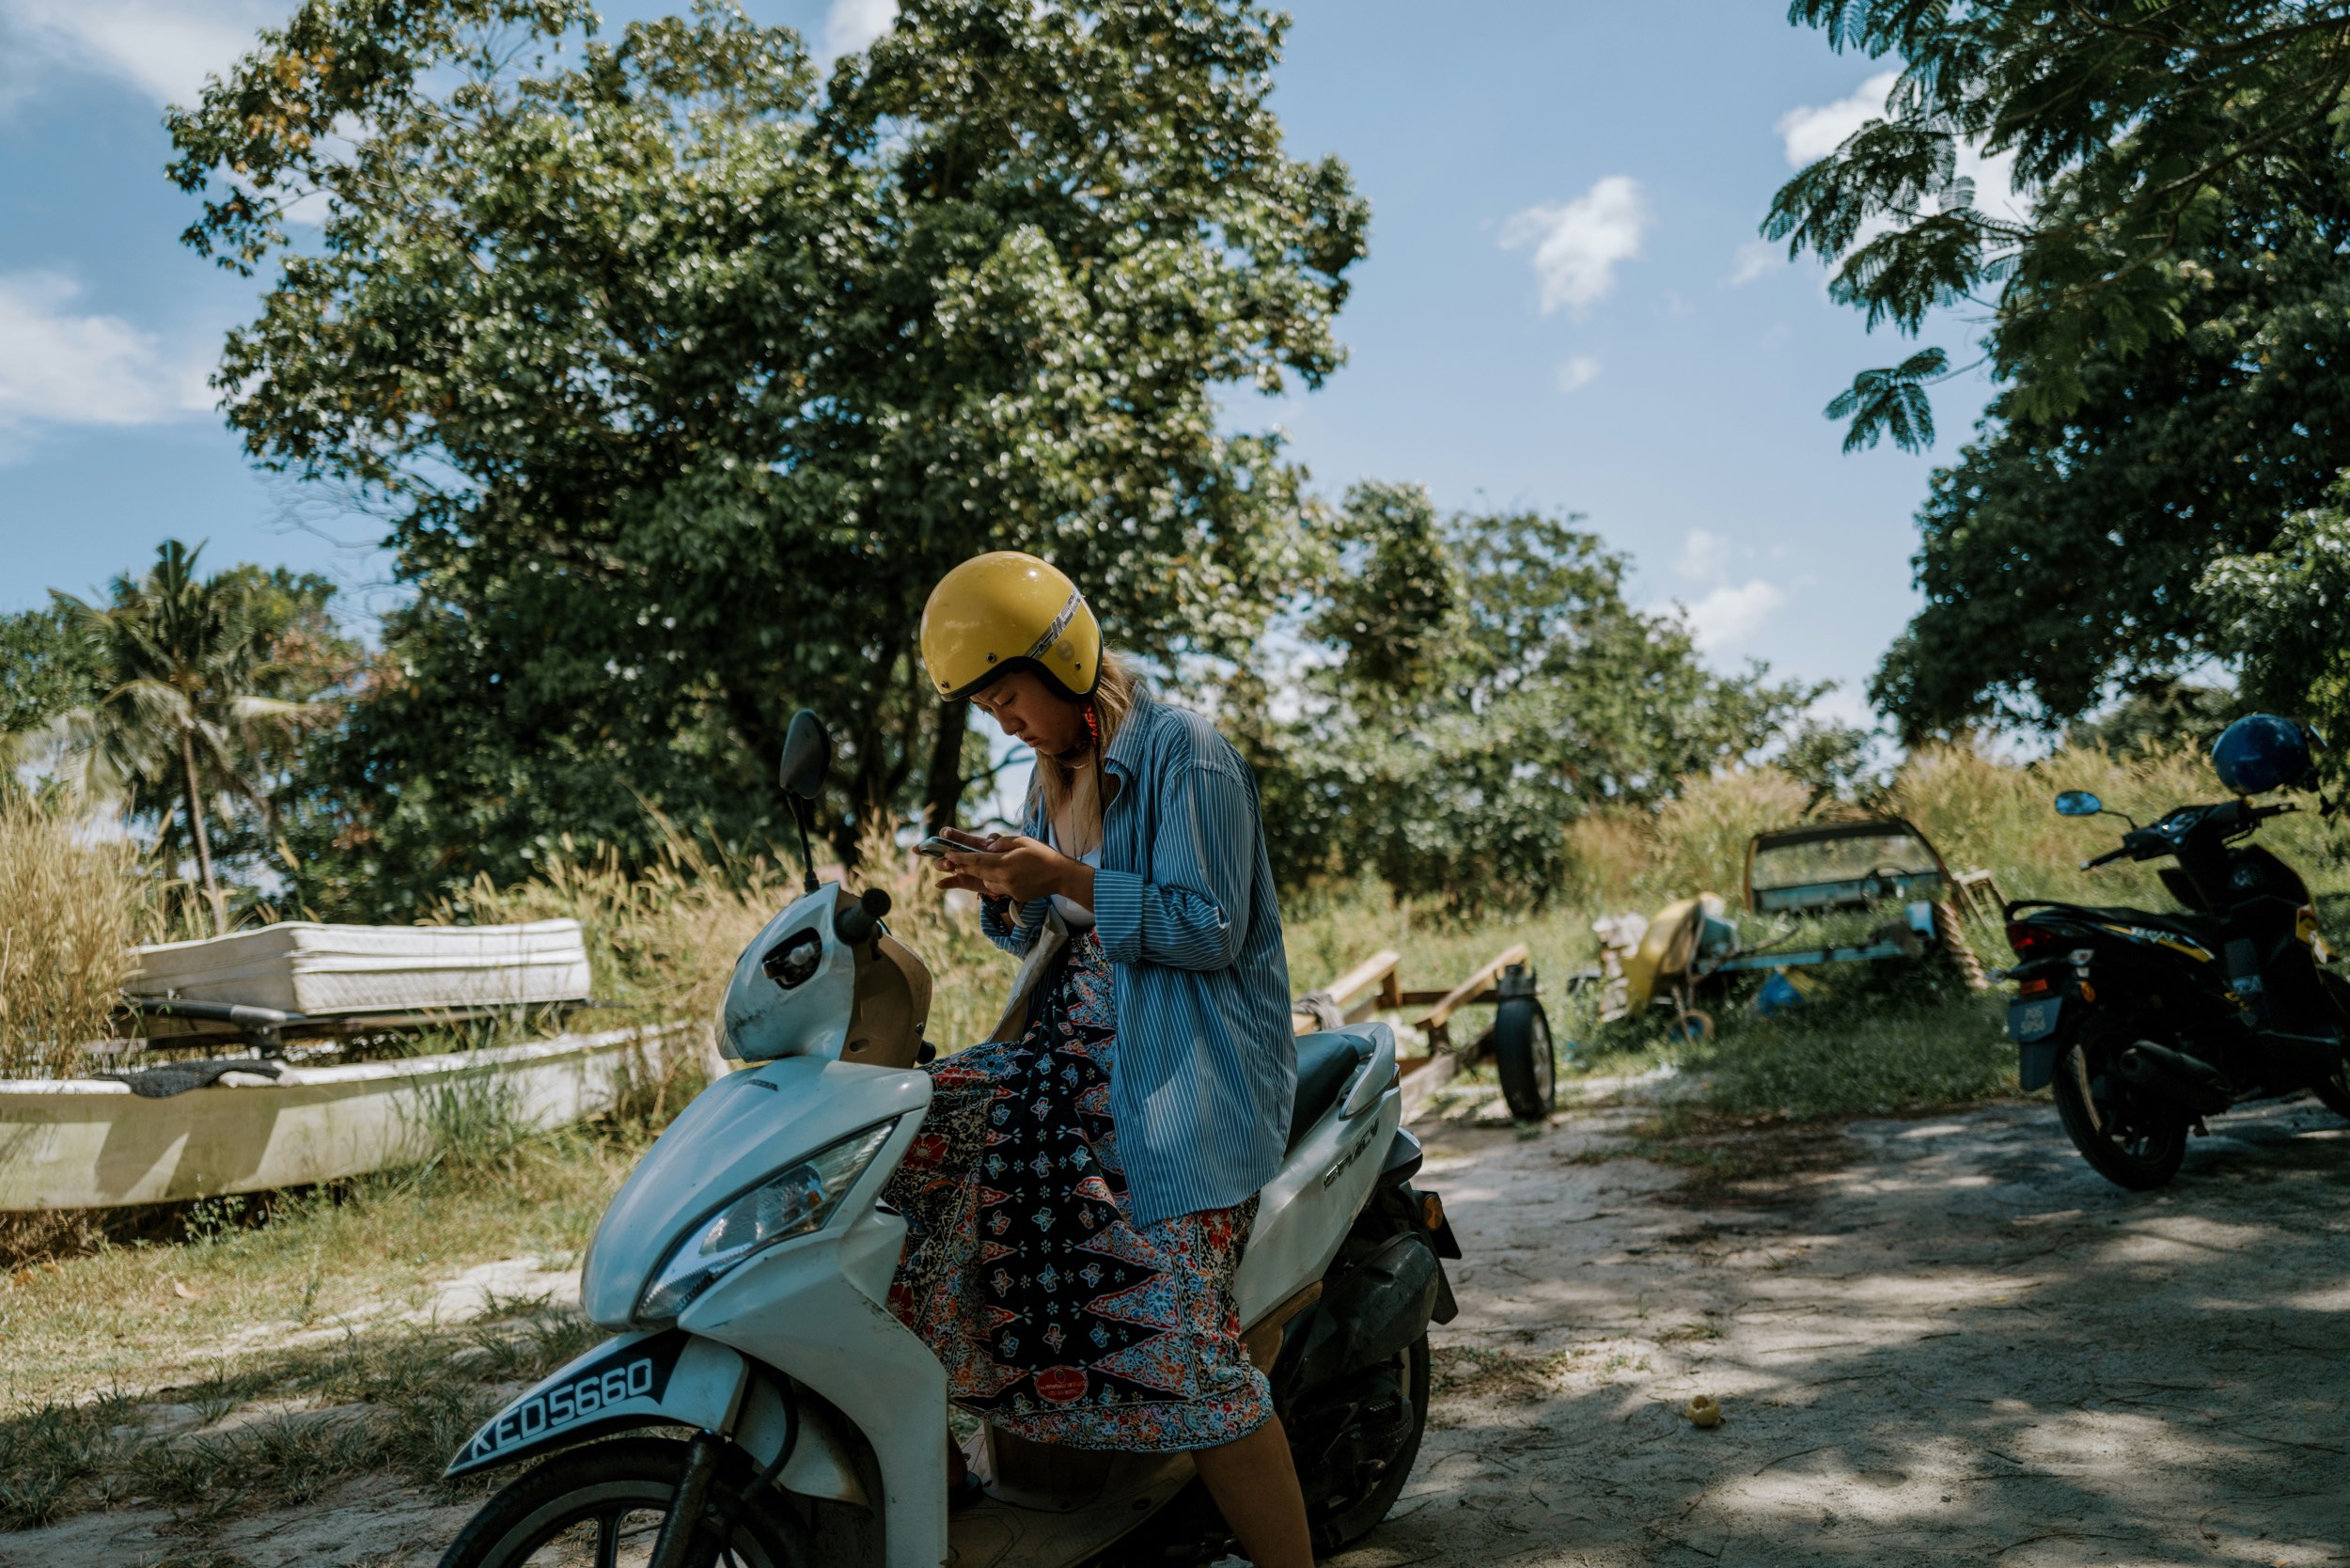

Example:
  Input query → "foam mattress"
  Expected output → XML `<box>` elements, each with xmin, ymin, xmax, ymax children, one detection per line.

<box><xmin>130</xmin><ymin>919</ymin><xmax>592</xmax><ymax>1017</ymax></box>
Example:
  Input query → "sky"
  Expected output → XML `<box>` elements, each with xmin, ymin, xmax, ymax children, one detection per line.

<box><xmin>0</xmin><ymin>0</ymin><xmax>2001</xmax><ymax>729</ymax></box>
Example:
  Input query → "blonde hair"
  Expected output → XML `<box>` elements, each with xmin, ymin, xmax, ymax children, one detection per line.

<box><xmin>1030</xmin><ymin>651</ymin><xmax>1140</xmax><ymax>853</ymax></box>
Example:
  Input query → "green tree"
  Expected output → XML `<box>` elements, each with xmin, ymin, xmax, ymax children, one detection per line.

<box><xmin>2199</xmin><ymin>495</ymin><xmax>2350</xmax><ymax>773</ymax></box>
<box><xmin>47</xmin><ymin>542</ymin><xmax>333</xmax><ymax>931</ymax></box>
<box><xmin>0</xmin><ymin>604</ymin><xmax>106</xmax><ymax>743</ymax></box>
<box><xmin>1229</xmin><ymin>483</ymin><xmax>1818</xmax><ymax>906</ymax></box>
<box><xmin>1770</xmin><ymin>0</ymin><xmax>2350</xmax><ymax>445</ymax></box>
<box><xmin>169</xmin><ymin>0</ymin><xmax>1364</xmax><ymax>915</ymax></box>
<box><xmin>1771</xmin><ymin>4</ymin><xmax>2350</xmax><ymax>736</ymax></box>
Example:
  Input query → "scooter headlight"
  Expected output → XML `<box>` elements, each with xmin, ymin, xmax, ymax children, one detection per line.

<box><xmin>634</xmin><ymin>1120</ymin><xmax>896</xmax><ymax>1325</ymax></box>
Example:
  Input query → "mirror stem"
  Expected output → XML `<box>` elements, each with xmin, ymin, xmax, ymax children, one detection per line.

<box><xmin>791</xmin><ymin>799</ymin><xmax>819</xmax><ymax>893</ymax></box>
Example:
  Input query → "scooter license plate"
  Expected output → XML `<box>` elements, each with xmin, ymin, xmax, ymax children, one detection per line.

<box><xmin>2008</xmin><ymin>996</ymin><xmax>2062</xmax><ymax>1043</ymax></box>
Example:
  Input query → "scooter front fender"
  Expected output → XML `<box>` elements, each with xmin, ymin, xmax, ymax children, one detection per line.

<box><xmin>443</xmin><ymin>1328</ymin><xmax>748</xmax><ymax>1481</ymax></box>
<box><xmin>686</xmin><ymin>1206</ymin><xmax>948</xmax><ymax>1568</ymax></box>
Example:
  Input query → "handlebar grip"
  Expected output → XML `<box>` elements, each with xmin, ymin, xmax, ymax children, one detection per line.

<box><xmin>835</xmin><ymin>887</ymin><xmax>891</xmax><ymax>947</ymax></box>
<box><xmin>2082</xmin><ymin>845</ymin><xmax>2131</xmax><ymax>870</ymax></box>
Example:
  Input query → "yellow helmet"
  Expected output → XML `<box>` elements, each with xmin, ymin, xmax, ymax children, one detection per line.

<box><xmin>919</xmin><ymin>552</ymin><xmax>1102</xmax><ymax>702</ymax></box>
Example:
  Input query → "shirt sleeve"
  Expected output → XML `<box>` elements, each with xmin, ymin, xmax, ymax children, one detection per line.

<box><xmin>976</xmin><ymin>778</ymin><xmax>1051</xmax><ymax>955</ymax></box>
<box><xmin>980</xmin><ymin>893</ymin><xmax>1052</xmax><ymax>955</ymax></box>
<box><xmin>1091</xmin><ymin>757</ymin><xmax>1256</xmax><ymax>973</ymax></box>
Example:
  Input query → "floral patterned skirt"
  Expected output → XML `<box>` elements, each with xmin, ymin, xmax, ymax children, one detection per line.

<box><xmin>882</xmin><ymin>931</ymin><xmax>1273</xmax><ymax>1452</ymax></box>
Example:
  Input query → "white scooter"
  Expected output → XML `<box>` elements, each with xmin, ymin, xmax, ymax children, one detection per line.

<box><xmin>434</xmin><ymin>712</ymin><xmax>1460</xmax><ymax>1568</ymax></box>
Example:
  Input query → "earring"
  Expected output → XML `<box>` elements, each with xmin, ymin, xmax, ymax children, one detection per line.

<box><xmin>1083</xmin><ymin>702</ymin><xmax>1101</xmax><ymax>745</ymax></box>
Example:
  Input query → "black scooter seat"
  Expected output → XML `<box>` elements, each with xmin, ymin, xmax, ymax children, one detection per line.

<box><xmin>1291</xmin><ymin>1031</ymin><xmax>1372</xmax><ymax>1151</ymax></box>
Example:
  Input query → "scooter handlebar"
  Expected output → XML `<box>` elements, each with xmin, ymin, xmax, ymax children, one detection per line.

<box><xmin>836</xmin><ymin>887</ymin><xmax>891</xmax><ymax>947</ymax></box>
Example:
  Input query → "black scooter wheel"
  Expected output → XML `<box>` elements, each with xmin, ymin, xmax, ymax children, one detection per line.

<box><xmin>1308</xmin><ymin>1334</ymin><xmax>1433</xmax><ymax>1555</ymax></box>
<box><xmin>2313</xmin><ymin>973</ymin><xmax>2350</xmax><ymax>1121</ymax></box>
<box><xmin>2051</xmin><ymin>1039</ymin><xmax>2187</xmax><ymax>1190</ymax></box>
<box><xmin>436</xmin><ymin>1435</ymin><xmax>807</xmax><ymax>1568</ymax></box>
<box><xmin>1493</xmin><ymin>996</ymin><xmax>1557</xmax><ymax>1121</ymax></box>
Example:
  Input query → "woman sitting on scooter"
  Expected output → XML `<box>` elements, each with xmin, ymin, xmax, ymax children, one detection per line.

<box><xmin>885</xmin><ymin>550</ymin><xmax>1309</xmax><ymax>1568</ymax></box>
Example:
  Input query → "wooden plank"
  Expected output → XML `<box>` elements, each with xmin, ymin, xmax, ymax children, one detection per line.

<box><xmin>1414</xmin><ymin>943</ymin><xmax>1528</xmax><ymax>1052</ymax></box>
<box><xmin>1292</xmin><ymin>949</ymin><xmax>1402</xmax><ymax>1035</ymax></box>
<box><xmin>1398</xmin><ymin>1052</ymin><xmax>1459</xmax><ymax>1124</ymax></box>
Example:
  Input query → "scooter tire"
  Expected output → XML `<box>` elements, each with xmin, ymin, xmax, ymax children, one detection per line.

<box><xmin>2312</xmin><ymin>974</ymin><xmax>2350</xmax><ymax>1121</ymax></box>
<box><xmin>2051</xmin><ymin>1040</ymin><xmax>2186</xmax><ymax>1191</ymax></box>
<box><xmin>435</xmin><ymin>1435</ymin><xmax>808</xmax><ymax>1568</ymax></box>
<box><xmin>2313</xmin><ymin>1073</ymin><xmax>2350</xmax><ymax>1121</ymax></box>
<box><xmin>1308</xmin><ymin>1334</ymin><xmax>1433</xmax><ymax>1556</ymax></box>
<box><xmin>1492</xmin><ymin>996</ymin><xmax>1557</xmax><ymax>1122</ymax></box>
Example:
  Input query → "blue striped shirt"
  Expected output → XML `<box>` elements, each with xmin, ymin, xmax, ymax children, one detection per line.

<box><xmin>980</xmin><ymin>691</ymin><xmax>1296</xmax><ymax>1228</ymax></box>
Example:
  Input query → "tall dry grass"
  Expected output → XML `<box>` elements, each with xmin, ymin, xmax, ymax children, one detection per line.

<box><xmin>1291</xmin><ymin>738</ymin><xmax>2350</xmax><ymax>1116</ymax></box>
<box><xmin>445</xmin><ymin>822</ymin><xmax>1011</xmax><ymax>1072</ymax></box>
<box><xmin>0</xmin><ymin>797</ymin><xmax>149</xmax><ymax>1079</ymax></box>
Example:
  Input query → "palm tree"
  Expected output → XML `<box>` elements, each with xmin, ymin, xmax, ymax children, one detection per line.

<box><xmin>53</xmin><ymin>541</ymin><xmax>316</xmax><ymax>933</ymax></box>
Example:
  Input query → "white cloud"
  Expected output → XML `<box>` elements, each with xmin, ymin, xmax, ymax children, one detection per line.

<box><xmin>0</xmin><ymin>0</ymin><xmax>284</xmax><ymax>109</ymax></box>
<box><xmin>1499</xmin><ymin>175</ymin><xmax>1649</xmax><ymax>317</ymax></box>
<box><xmin>1778</xmin><ymin>71</ymin><xmax>1901</xmax><ymax>169</ymax></box>
<box><xmin>1729</xmin><ymin>238</ymin><xmax>1783</xmax><ymax>286</ymax></box>
<box><xmin>1555</xmin><ymin>355</ymin><xmax>1602</xmax><ymax>394</ymax></box>
<box><xmin>822</xmin><ymin>0</ymin><xmax>898</xmax><ymax>59</ymax></box>
<box><xmin>1679</xmin><ymin>579</ymin><xmax>1786</xmax><ymax>653</ymax></box>
<box><xmin>0</xmin><ymin>272</ymin><xmax>211</xmax><ymax>439</ymax></box>
<box><xmin>1672</xmin><ymin>527</ymin><xmax>1733</xmax><ymax>582</ymax></box>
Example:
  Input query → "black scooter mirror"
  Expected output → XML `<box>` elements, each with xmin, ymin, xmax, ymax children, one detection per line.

<box><xmin>2054</xmin><ymin>791</ymin><xmax>2103</xmax><ymax>817</ymax></box>
<box><xmin>778</xmin><ymin>711</ymin><xmax>830</xmax><ymax>892</ymax></box>
<box><xmin>779</xmin><ymin>711</ymin><xmax>831</xmax><ymax>801</ymax></box>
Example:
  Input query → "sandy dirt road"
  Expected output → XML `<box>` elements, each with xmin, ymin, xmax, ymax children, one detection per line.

<box><xmin>1349</xmin><ymin>1092</ymin><xmax>2350</xmax><ymax>1568</ymax></box>
<box><xmin>8</xmin><ymin>1090</ymin><xmax>2346</xmax><ymax>1566</ymax></box>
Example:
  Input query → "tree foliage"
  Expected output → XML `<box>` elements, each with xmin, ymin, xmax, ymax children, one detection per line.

<box><xmin>2199</xmin><ymin>492</ymin><xmax>2350</xmax><ymax>770</ymax></box>
<box><xmin>14</xmin><ymin>543</ymin><xmax>354</xmax><ymax>927</ymax></box>
<box><xmin>169</xmin><ymin>0</ymin><xmax>1366</xmax><ymax>917</ymax></box>
<box><xmin>1774</xmin><ymin>4</ymin><xmax>2350</xmax><ymax>735</ymax></box>
<box><xmin>1864</xmin><ymin>153</ymin><xmax>2350</xmax><ymax>737</ymax></box>
<box><xmin>1772</xmin><ymin>0</ymin><xmax>2350</xmax><ymax>444</ymax></box>
<box><xmin>1227</xmin><ymin>483</ymin><xmax>1818</xmax><ymax>907</ymax></box>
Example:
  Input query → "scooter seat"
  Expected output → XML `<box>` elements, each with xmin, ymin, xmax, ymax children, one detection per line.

<box><xmin>1290</xmin><ymin>1031</ymin><xmax>1372</xmax><ymax>1151</ymax></box>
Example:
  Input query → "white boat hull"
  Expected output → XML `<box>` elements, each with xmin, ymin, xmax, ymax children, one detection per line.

<box><xmin>0</xmin><ymin>1026</ymin><xmax>689</xmax><ymax>1212</ymax></box>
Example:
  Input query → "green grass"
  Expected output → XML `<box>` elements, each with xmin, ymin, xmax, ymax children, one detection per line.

<box><xmin>0</xmin><ymin>1290</ymin><xmax>605</xmax><ymax>1532</ymax></box>
<box><xmin>0</xmin><ymin>1124</ymin><xmax>640</xmax><ymax>1416</ymax></box>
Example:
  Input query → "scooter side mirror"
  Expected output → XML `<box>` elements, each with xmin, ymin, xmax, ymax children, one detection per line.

<box><xmin>2054</xmin><ymin>791</ymin><xmax>2103</xmax><ymax>817</ymax></box>
<box><xmin>779</xmin><ymin>710</ymin><xmax>831</xmax><ymax>802</ymax></box>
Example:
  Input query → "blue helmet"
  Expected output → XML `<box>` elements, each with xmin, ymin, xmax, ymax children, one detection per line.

<box><xmin>2209</xmin><ymin>713</ymin><xmax>2316</xmax><ymax>796</ymax></box>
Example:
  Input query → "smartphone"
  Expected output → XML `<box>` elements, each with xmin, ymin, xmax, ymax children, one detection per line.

<box><xmin>916</xmin><ymin>836</ymin><xmax>964</xmax><ymax>858</ymax></box>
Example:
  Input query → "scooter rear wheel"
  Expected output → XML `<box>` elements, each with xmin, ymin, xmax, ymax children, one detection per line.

<box><xmin>2051</xmin><ymin>1038</ymin><xmax>2187</xmax><ymax>1190</ymax></box>
<box><xmin>1308</xmin><ymin>1334</ymin><xmax>1433</xmax><ymax>1555</ymax></box>
<box><xmin>436</xmin><ymin>1435</ymin><xmax>807</xmax><ymax>1568</ymax></box>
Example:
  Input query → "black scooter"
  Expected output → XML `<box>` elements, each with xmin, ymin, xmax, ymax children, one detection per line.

<box><xmin>2004</xmin><ymin>789</ymin><xmax>2350</xmax><ymax>1188</ymax></box>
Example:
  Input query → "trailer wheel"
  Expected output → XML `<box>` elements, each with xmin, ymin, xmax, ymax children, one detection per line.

<box><xmin>1493</xmin><ymin>996</ymin><xmax>1556</xmax><ymax>1121</ymax></box>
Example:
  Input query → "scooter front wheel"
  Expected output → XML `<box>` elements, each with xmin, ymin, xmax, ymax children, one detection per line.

<box><xmin>436</xmin><ymin>1435</ymin><xmax>808</xmax><ymax>1568</ymax></box>
<box><xmin>2312</xmin><ymin>973</ymin><xmax>2350</xmax><ymax>1121</ymax></box>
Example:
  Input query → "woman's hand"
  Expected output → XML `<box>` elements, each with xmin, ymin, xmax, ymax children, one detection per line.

<box><xmin>937</xmin><ymin>832</ymin><xmax>1091</xmax><ymax>907</ymax></box>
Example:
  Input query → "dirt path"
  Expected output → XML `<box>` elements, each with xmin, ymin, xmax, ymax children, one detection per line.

<box><xmin>8</xmin><ymin>1090</ymin><xmax>2347</xmax><ymax>1566</ymax></box>
<box><xmin>1353</xmin><ymin>1090</ymin><xmax>2350</xmax><ymax>1567</ymax></box>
